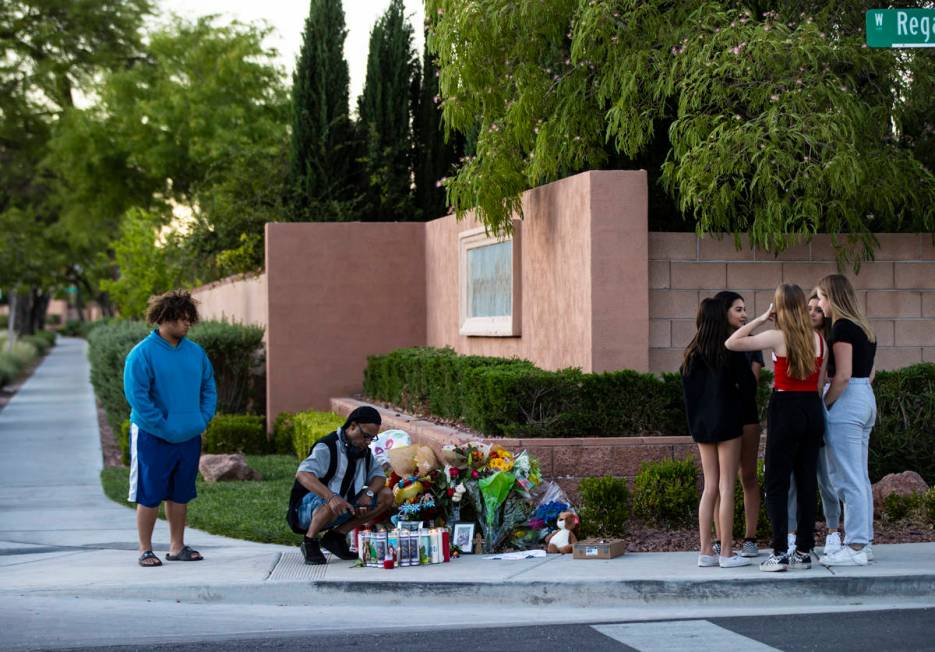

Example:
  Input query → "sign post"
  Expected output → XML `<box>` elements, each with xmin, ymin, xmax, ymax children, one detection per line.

<box><xmin>866</xmin><ymin>9</ymin><xmax>935</xmax><ymax>48</ymax></box>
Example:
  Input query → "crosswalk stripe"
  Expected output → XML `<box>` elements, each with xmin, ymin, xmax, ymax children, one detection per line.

<box><xmin>592</xmin><ymin>620</ymin><xmax>780</xmax><ymax>651</ymax></box>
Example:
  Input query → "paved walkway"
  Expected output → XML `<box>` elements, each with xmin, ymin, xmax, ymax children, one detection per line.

<box><xmin>1</xmin><ymin>338</ymin><xmax>933</xmax><ymax>650</ymax></box>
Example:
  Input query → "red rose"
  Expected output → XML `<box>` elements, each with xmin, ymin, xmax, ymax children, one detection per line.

<box><xmin>447</xmin><ymin>488</ymin><xmax>455</xmax><ymax>497</ymax></box>
<box><xmin>448</xmin><ymin>467</ymin><xmax>460</xmax><ymax>479</ymax></box>
<box><xmin>471</xmin><ymin>469</ymin><xmax>479</xmax><ymax>479</ymax></box>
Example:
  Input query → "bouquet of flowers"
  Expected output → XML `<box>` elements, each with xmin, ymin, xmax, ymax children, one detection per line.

<box><xmin>438</xmin><ymin>442</ymin><xmax>542</xmax><ymax>553</ymax></box>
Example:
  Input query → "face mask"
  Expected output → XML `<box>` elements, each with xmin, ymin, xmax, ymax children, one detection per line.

<box><xmin>557</xmin><ymin>519</ymin><xmax>565</xmax><ymax>529</ymax></box>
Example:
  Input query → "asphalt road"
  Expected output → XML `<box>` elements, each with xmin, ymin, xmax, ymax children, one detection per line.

<box><xmin>48</xmin><ymin>607</ymin><xmax>935</xmax><ymax>652</ymax></box>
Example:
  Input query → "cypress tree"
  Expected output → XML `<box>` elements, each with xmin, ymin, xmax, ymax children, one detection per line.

<box><xmin>287</xmin><ymin>0</ymin><xmax>356</xmax><ymax>220</ymax></box>
<box><xmin>357</xmin><ymin>0</ymin><xmax>418</xmax><ymax>221</ymax></box>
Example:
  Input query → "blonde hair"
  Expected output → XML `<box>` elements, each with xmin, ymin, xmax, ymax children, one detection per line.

<box><xmin>816</xmin><ymin>274</ymin><xmax>876</xmax><ymax>343</ymax></box>
<box><xmin>774</xmin><ymin>284</ymin><xmax>817</xmax><ymax>380</ymax></box>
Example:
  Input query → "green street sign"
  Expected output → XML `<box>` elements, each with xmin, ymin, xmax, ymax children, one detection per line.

<box><xmin>866</xmin><ymin>9</ymin><xmax>935</xmax><ymax>48</ymax></box>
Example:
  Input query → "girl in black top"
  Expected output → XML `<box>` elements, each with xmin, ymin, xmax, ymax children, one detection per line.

<box><xmin>816</xmin><ymin>274</ymin><xmax>877</xmax><ymax>567</ymax></box>
<box><xmin>712</xmin><ymin>291</ymin><xmax>762</xmax><ymax>558</ymax></box>
<box><xmin>681</xmin><ymin>298</ymin><xmax>751</xmax><ymax>568</ymax></box>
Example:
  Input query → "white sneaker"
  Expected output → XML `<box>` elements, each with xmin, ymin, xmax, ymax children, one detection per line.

<box><xmin>698</xmin><ymin>554</ymin><xmax>718</xmax><ymax>567</ymax></box>
<box><xmin>719</xmin><ymin>554</ymin><xmax>752</xmax><ymax>568</ymax></box>
<box><xmin>863</xmin><ymin>543</ymin><xmax>874</xmax><ymax>561</ymax></box>
<box><xmin>787</xmin><ymin>533</ymin><xmax>796</xmax><ymax>556</ymax></box>
<box><xmin>819</xmin><ymin>546</ymin><xmax>868</xmax><ymax>567</ymax></box>
<box><xmin>822</xmin><ymin>531</ymin><xmax>842</xmax><ymax>555</ymax></box>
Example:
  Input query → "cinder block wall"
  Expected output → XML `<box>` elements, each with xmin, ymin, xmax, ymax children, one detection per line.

<box><xmin>649</xmin><ymin>233</ymin><xmax>935</xmax><ymax>372</ymax></box>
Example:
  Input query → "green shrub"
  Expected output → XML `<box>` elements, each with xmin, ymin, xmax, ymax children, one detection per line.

<box><xmin>0</xmin><ymin>314</ymin><xmax>7</xmax><ymax>328</ymax></box>
<box><xmin>882</xmin><ymin>492</ymin><xmax>918</xmax><ymax>523</ymax></box>
<box><xmin>61</xmin><ymin>320</ymin><xmax>83</xmax><ymax>336</ymax></box>
<box><xmin>578</xmin><ymin>475</ymin><xmax>630</xmax><ymax>538</ymax></box>
<box><xmin>22</xmin><ymin>332</ymin><xmax>55</xmax><ymax>355</ymax></box>
<box><xmin>365</xmin><ymin>347</ymin><xmax>772</xmax><ymax>437</ymax></box>
<box><xmin>632</xmin><ymin>457</ymin><xmax>699</xmax><ymax>528</ymax></box>
<box><xmin>272</xmin><ymin>411</ymin><xmax>297</xmax><ymax>455</ymax></box>
<box><xmin>46</xmin><ymin>314</ymin><xmax>62</xmax><ymax>326</ymax></box>
<box><xmin>87</xmin><ymin>320</ymin><xmax>266</xmax><ymax>437</ymax></box>
<box><xmin>292</xmin><ymin>410</ymin><xmax>344</xmax><ymax>459</ymax></box>
<box><xmin>0</xmin><ymin>352</ymin><xmax>19</xmax><ymax>387</ymax></box>
<box><xmin>203</xmin><ymin>414</ymin><xmax>267</xmax><ymax>454</ymax></box>
<box><xmin>924</xmin><ymin>488</ymin><xmax>935</xmax><ymax>527</ymax></box>
<box><xmin>871</xmin><ymin>363</ymin><xmax>935</xmax><ymax>484</ymax></box>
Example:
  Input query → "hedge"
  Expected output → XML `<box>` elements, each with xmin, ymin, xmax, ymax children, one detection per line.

<box><xmin>87</xmin><ymin>320</ymin><xmax>266</xmax><ymax>437</ymax></box>
<box><xmin>871</xmin><ymin>363</ymin><xmax>935</xmax><ymax>484</ymax></box>
<box><xmin>364</xmin><ymin>346</ymin><xmax>773</xmax><ymax>437</ymax></box>
<box><xmin>291</xmin><ymin>410</ymin><xmax>345</xmax><ymax>459</ymax></box>
<box><xmin>0</xmin><ymin>331</ymin><xmax>56</xmax><ymax>388</ymax></box>
<box><xmin>203</xmin><ymin>414</ymin><xmax>267</xmax><ymax>454</ymax></box>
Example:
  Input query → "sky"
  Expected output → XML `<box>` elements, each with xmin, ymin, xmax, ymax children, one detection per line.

<box><xmin>157</xmin><ymin>0</ymin><xmax>426</xmax><ymax>109</ymax></box>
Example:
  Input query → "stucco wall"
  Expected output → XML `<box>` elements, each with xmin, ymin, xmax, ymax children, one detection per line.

<box><xmin>425</xmin><ymin>170</ymin><xmax>648</xmax><ymax>372</ymax></box>
<box><xmin>265</xmin><ymin>222</ymin><xmax>427</xmax><ymax>418</ymax></box>
<box><xmin>649</xmin><ymin>233</ymin><xmax>935</xmax><ymax>372</ymax></box>
<box><xmin>191</xmin><ymin>273</ymin><xmax>268</xmax><ymax>330</ymax></box>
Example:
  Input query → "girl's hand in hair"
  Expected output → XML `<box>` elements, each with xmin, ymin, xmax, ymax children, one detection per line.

<box><xmin>757</xmin><ymin>303</ymin><xmax>775</xmax><ymax>323</ymax></box>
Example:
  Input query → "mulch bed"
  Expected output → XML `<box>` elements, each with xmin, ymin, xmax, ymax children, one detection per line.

<box><xmin>97</xmin><ymin>401</ymin><xmax>124</xmax><ymax>468</ymax></box>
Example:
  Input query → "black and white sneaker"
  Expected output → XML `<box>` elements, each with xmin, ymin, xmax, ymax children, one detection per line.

<box><xmin>301</xmin><ymin>538</ymin><xmax>327</xmax><ymax>565</ymax></box>
<box><xmin>321</xmin><ymin>530</ymin><xmax>357</xmax><ymax>560</ymax></box>
<box><xmin>712</xmin><ymin>540</ymin><xmax>721</xmax><ymax>556</ymax></box>
<box><xmin>788</xmin><ymin>549</ymin><xmax>812</xmax><ymax>570</ymax></box>
<box><xmin>740</xmin><ymin>539</ymin><xmax>759</xmax><ymax>557</ymax></box>
<box><xmin>759</xmin><ymin>552</ymin><xmax>789</xmax><ymax>572</ymax></box>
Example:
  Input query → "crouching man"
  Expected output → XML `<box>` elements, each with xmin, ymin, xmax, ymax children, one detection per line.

<box><xmin>288</xmin><ymin>406</ymin><xmax>394</xmax><ymax>564</ymax></box>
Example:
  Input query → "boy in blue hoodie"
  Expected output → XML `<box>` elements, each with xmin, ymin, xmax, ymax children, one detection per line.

<box><xmin>124</xmin><ymin>290</ymin><xmax>217</xmax><ymax>567</ymax></box>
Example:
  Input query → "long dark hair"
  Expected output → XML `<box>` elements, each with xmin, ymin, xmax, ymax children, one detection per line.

<box><xmin>682</xmin><ymin>298</ymin><xmax>732</xmax><ymax>373</ymax></box>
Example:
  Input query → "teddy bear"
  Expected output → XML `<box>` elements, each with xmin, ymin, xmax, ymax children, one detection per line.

<box><xmin>545</xmin><ymin>510</ymin><xmax>579</xmax><ymax>554</ymax></box>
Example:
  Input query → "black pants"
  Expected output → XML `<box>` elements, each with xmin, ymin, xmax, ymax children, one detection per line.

<box><xmin>765</xmin><ymin>391</ymin><xmax>824</xmax><ymax>555</ymax></box>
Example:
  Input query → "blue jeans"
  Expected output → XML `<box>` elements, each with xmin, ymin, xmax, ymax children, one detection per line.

<box><xmin>297</xmin><ymin>493</ymin><xmax>379</xmax><ymax>531</ymax></box>
<box><xmin>787</xmin><ymin>444</ymin><xmax>841</xmax><ymax>532</ymax></box>
<box><xmin>824</xmin><ymin>378</ymin><xmax>876</xmax><ymax>546</ymax></box>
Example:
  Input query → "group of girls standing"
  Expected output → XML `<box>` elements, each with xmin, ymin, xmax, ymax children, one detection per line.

<box><xmin>681</xmin><ymin>274</ymin><xmax>878</xmax><ymax>572</ymax></box>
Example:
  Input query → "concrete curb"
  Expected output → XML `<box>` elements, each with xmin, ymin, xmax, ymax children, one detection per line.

<box><xmin>14</xmin><ymin>572</ymin><xmax>935</xmax><ymax>609</ymax></box>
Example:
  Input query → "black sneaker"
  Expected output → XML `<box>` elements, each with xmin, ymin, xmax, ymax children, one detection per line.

<box><xmin>759</xmin><ymin>552</ymin><xmax>789</xmax><ymax>572</ymax></box>
<box><xmin>320</xmin><ymin>530</ymin><xmax>357</xmax><ymax>560</ymax></box>
<box><xmin>301</xmin><ymin>538</ymin><xmax>327</xmax><ymax>565</ymax></box>
<box><xmin>788</xmin><ymin>549</ymin><xmax>812</xmax><ymax>570</ymax></box>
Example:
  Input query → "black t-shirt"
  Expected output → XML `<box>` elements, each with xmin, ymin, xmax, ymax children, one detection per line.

<box><xmin>744</xmin><ymin>350</ymin><xmax>765</xmax><ymax>369</ymax></box>
<box><xmin>830</xmin><ymin>319</ymin><xmax>876</xmax><ymax>378</ymax></box>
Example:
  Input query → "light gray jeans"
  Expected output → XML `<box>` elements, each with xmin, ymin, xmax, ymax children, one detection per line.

<box><xmin>787</xmin><ymin>444</ymin><xmax>841</xmax><ymax>532</ymax></box>
<box><xmin>823</xmin><ymin>378</ymin><xmax>876</xmax><ymax>546</ymax></box>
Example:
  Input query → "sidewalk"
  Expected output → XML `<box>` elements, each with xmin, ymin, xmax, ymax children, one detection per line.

<box><xmin>1</xmin><ymin>338</ymin><xmax>934</xmax><ymax>614</ymax></box>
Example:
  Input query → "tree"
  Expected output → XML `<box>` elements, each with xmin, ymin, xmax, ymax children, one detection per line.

<box><xmin>287</xmin><ymin>0</ymin><xmax>358</xmax><ymax>221</ymax></box>
<box><xmin>412</xmin><ymin>35</ymin><xmax>464</xmax><ymax>221</ymax></box>
<box><xmin>46</xmin><ymin>15</ymin><xmax>289</xmax><ymax>287</ymax></box>
<box><xmin>427</xmin><ymin>0</ymin><xmax>935</xmax><ymax>262</ymax></box>
<box><xmin>357</xmin><ymin>0</ymin><xmax>419</xmax><ymax>221</ymax></box>
<box><xmin>0</xmin><ymin>0</ymin><xmax>153</xmax><ymax>332</ymax></box>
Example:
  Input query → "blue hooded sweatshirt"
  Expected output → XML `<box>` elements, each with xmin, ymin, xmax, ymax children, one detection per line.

<box><xmin>123</xmin><ymin>329</ymin><xmax>217</xmax><ymax>443</ymax></box>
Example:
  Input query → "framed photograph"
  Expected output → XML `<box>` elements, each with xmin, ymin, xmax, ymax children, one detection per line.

<box><xmin>453</xmin><ymin>522</ymin><xmax>476</xmax><ymax>553</ymax></box>
<box><xmin>398</xmin><ymin>520</ymin><xmax>422</xmax><ymax>532</ymax></box>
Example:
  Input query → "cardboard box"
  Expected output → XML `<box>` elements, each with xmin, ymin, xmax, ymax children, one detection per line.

<box><xmin>572</xmin><ymin>538</ymin><xmax>626</xmax><ymax>560</ymax></box>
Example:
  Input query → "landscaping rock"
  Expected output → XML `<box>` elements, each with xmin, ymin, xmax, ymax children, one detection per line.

<box><xmin>872</xmin><ymin>471</ymin><xmax>929</xmax><ymax>516</ymax></box>
<box><xmin>199</xmin><ymin>453</ymin><xmax>262</xmax><ymax>482</ymax></box>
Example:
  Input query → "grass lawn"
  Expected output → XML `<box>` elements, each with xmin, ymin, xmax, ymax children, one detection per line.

<box><xmin>100</xmin><ymin>455</ymin><xmax>299</xmax><ymax>546</ymax></box>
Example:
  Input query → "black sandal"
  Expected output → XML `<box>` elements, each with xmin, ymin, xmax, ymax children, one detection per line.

<box><xmin>138</xmin><ymin>550</ymin><xmax>162</xmax><ymax>567</ymax></box>
<box><xmin>165</xmin><ymin>545</ymin><xmax>203</xmax><ymax>562</ymax></box>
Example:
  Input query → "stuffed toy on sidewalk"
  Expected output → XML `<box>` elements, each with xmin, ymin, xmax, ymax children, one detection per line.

<box><xmin>545</xmin><ymin>511</ymin><xmax>579</xmax><ymax>554</ymax></box>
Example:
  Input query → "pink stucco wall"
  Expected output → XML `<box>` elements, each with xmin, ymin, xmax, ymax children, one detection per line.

<box><xmin>265</xmin><ymin>222</ymin><xmax>427</xmax><ymax>419</ymax></box>
<box><xmin>191</xmin><ymin>273</ymin><xmax>267</xmax><ymax>331</ymax></box>
<box><xmin>425</xmin><ymin>170</ymin><xmax>648</xmax><ymax>372</ymax></box>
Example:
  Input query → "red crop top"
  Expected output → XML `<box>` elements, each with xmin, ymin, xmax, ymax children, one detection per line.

<box><xmin>773</xmin><ymin>336</ymin><xmax>823</xmax><ymax>392</ymax></box>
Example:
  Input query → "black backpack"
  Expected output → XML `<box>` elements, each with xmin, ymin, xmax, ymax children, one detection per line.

<box><xmin>285</xmin><ymin>431</ymin><xmax>373</xmax><ymax>535</ymax></box>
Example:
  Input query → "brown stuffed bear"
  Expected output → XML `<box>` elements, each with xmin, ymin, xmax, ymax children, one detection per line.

<box><xmin>545</xmin><ymin>511</ymin><xmax>579</xmax><ymax>554</ymax></box>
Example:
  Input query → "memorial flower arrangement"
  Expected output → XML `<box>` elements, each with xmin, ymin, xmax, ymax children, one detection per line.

<box><xmin>439</xmin><ymin>442</ymin><xmax>543</xmax><ymax>553</ymax></box>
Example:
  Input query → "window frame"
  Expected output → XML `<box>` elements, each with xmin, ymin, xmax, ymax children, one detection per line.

<box><xmin>457</xmin><ymin>223</ymin><xmax>522</xmax><ymax>337</ymax></box>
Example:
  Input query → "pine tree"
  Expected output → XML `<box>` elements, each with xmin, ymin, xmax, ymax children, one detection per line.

<box><xmin>412</xmin><ymin>36</ymin><xmax>463</xmax><ymax>221</ymax></box>
<box><xmin>357</xmin><ymin>0</ymin><xmax>418</xmax><ymax>221</ymax></box>
<box><xmin>287</xmin><ymin>0</ymin><xmax>356</xmax><ymax>220</ymax></box>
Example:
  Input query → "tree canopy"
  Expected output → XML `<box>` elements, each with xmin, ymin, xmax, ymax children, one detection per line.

<box><xmin>427</xmin><ymin>0</ymin><xmax>935</xmax><ymax>260</ymax></box>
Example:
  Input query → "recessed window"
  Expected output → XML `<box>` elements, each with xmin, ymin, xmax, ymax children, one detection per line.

<box><xmin>458</xmin><ymin>225</ymin><xmax>522</xmax><ymax>337</ymax></box>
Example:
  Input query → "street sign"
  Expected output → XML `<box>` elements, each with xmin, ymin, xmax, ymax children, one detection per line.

<box><xmin>866</xmin><ymin>9</ymin><xmax>935</xmax><ymax>48</ymax></box>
